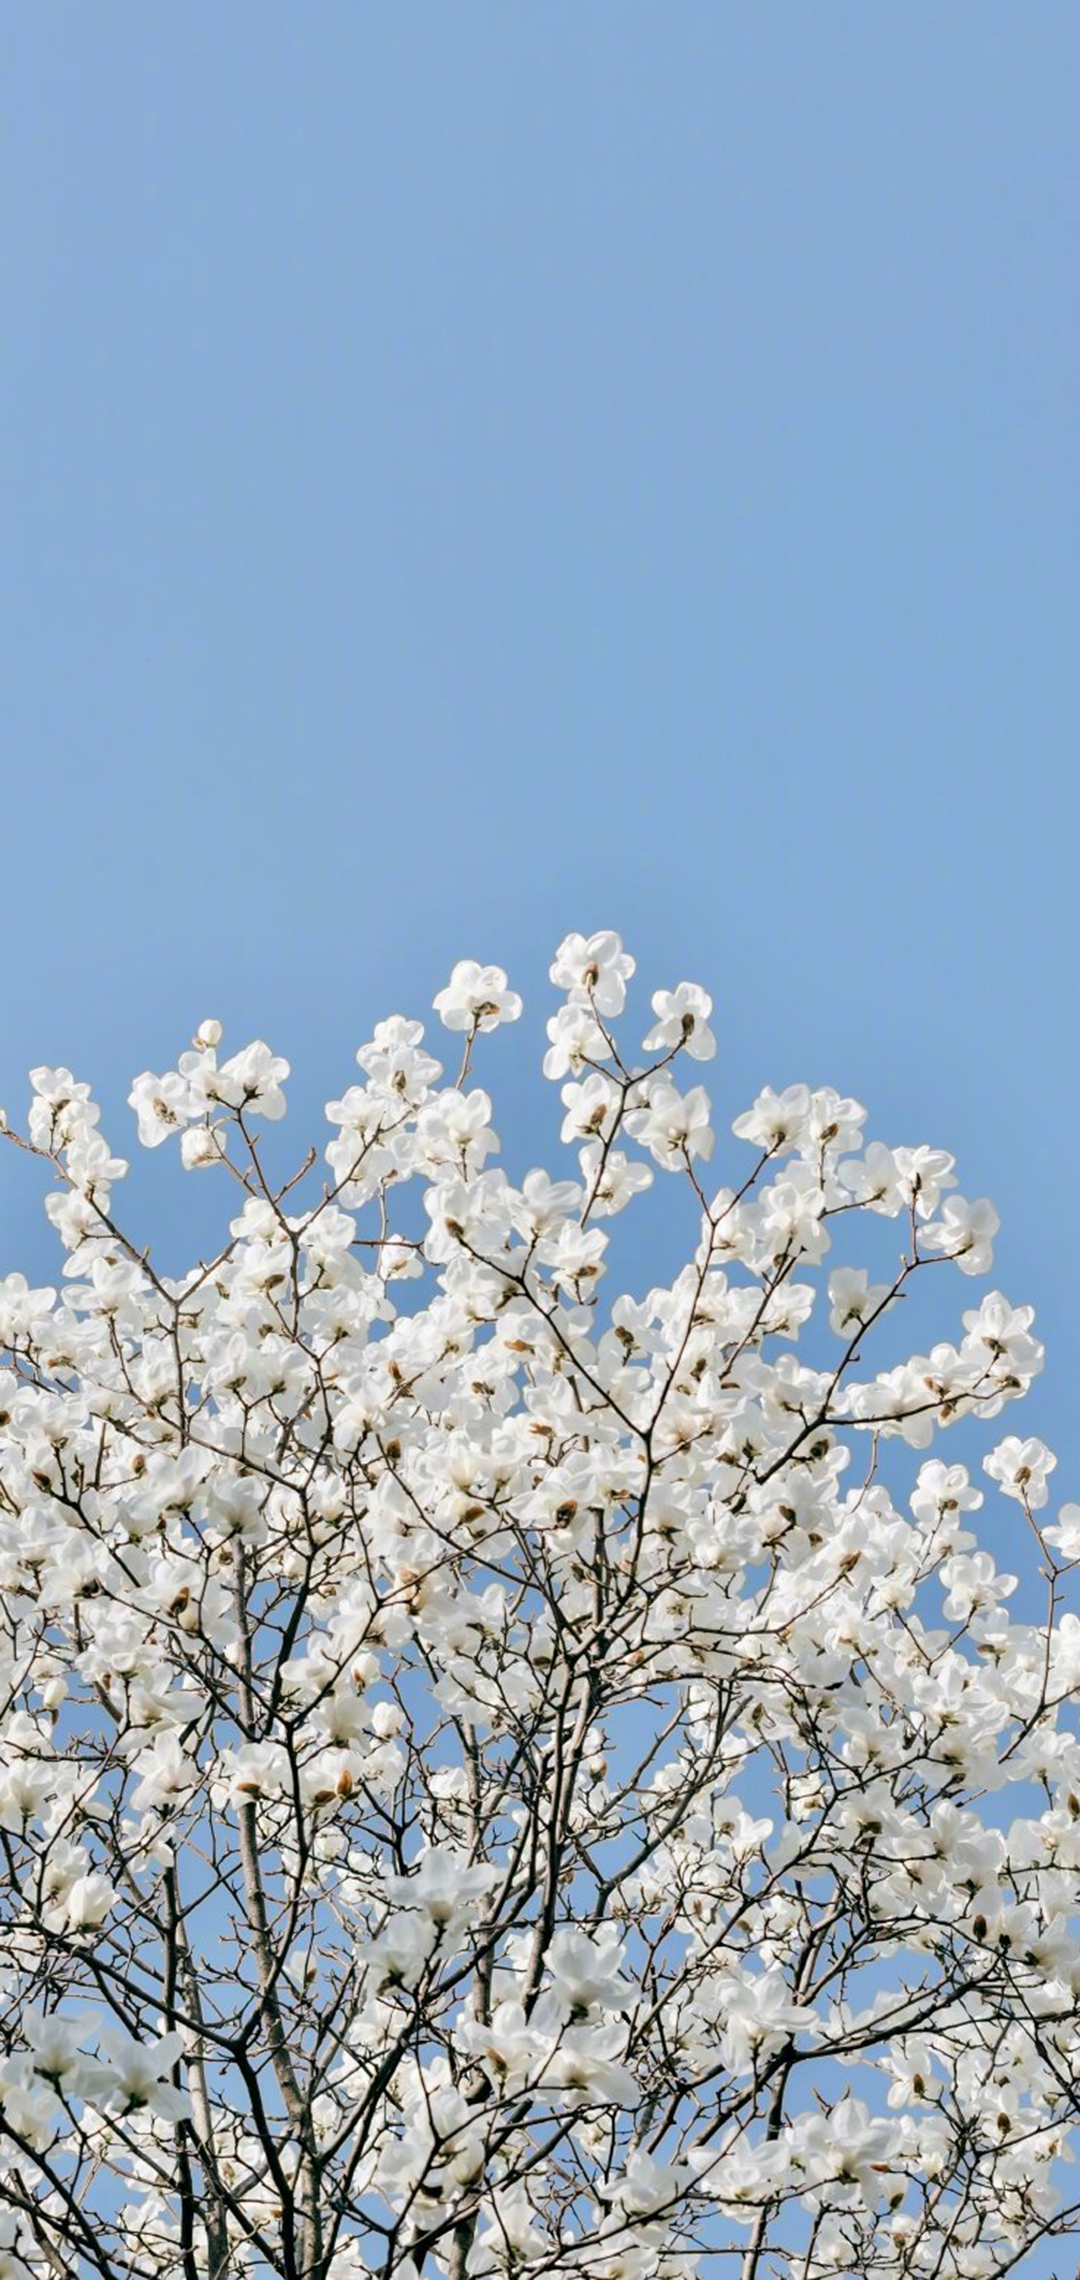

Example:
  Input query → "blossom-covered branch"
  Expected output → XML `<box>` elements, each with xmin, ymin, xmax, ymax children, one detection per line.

<box><xmin>0</xmin><ymin>932</ymin><xmax>1074</xmax><ymax>2280</ymax></box>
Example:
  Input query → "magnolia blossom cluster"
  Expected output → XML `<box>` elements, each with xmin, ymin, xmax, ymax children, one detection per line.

<box><xmin>0</xmin><ymin>931</ymin><xmax>1077</xmax><ymax>2280</ymax></box>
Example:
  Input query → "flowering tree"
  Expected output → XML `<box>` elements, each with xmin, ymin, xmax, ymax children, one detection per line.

<box><xmin>0</xmin><ymin>931</ymin><xmax>1077</xmax><ymax>2280</ymax></box>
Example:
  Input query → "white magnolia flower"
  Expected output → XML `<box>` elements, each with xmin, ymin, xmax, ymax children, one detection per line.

<box><xmin>545</xmin><ymin>1928</ymin><xmax>635</xmax><ymax>2013</ymax></box>
<box><xmin>731</xmin><ymin>1082</ymin><xmax>811</xmax><ymax>1155</ymax></box>
<box><xmin>1045</xmin><ymin>1501</ymin><xmax>1080</xmax><ymax>1559</ymax></box>
<box><xmin>642</xmin><ymin>982</ymin><xmax>716</xmax><ymax>1061</ymax></box>
<box><xmin>128</xmin><ymin>1068</ymin><xmax>193</xmax><ymax>1146</ymax></box>
<box><xmin>922</xmin><ymin>1194</ymin><xmax>1000</xmax><ymax>1275</ymax></box>
<box><xmin>130</xmin><ymin>1730</ymin><xmax>200</xmax><ymax>1814</ymax></box>
<box><xmin>92</xmin><ymin>2030</ymin><xmax>190</xmax><ymax>2121</ymax></box>
<box><xmin>827</xmin><ymin>1265</ymin><xmax>892</xmax><ymax>1337</ymax></box>
<box><xmin>549</xmin><ymin>929</ymin><xmax>635</xmax><ymax>1015</ymax></box>
<box><xmin>215</xmin><ymin>1040</ymin><xmax>290</xmax><ymax>1119</ymax></box>
<box><xmin>64</xmin><ymin>1872</ymin><xmax>117</xmax><ymax>1929</ymax></box>
<box><xmin>20</xmin><ymin>2007</ymin><xmax>96</xmax><ymax>2095</ymax></box>
<box><xmin>625</xmin><ymin>1079</ymin><xmax>714</xmax><ymax>1169</ymax></box>
<box><xmin>433</xmin><ymin>959</ymin><xmax>522</xmax><ymax>1033</ymax></box>
<box><xmin>382</xmin><ymin>1846</ymin><xmax>498</xmax><ymax>1928</ymax></box>
<box><xmin>983</xmin><ymin>1434</ymin><xmax>1057</xmax><ymax>1509</ymax></box>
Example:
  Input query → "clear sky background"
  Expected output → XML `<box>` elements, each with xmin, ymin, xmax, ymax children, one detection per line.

<box><xmin>1</xmin><ymin>7</ymin><xmax>1078</xmax><ymax>1484</ymax></box>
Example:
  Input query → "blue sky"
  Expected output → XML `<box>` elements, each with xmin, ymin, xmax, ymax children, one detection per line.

<box><xmin>1</xmin><ymin>5</ymin><xmax>1078</xmax><ymax>1481</ymax></box>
